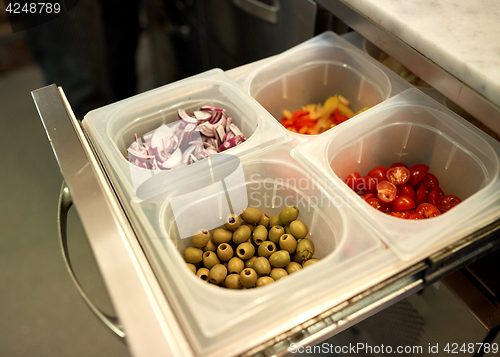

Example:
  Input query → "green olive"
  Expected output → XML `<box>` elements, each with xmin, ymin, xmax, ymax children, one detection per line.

<box><xmin>186</xmin><ymin>263</ymin><xmax>197</xmax><ymax>274</ymax></box>
<box><xmin>286</xmin><ymin>262</ymin><xmax>303</xmax><ymax>274</ymax></box>
<box><xmin>227</xmin><ymin>257</ymin><xmax>244</xmax><ymax>274</ymax></box>
<box><xmin>270</xmin><ymin>268</ymin><xmax>288</xmax><ymax>281</ymax></box>
<box><xmin>240</xmin><ymin>268</ymin><xmax>258</xmax><ymax>288</ymax></box>
<box><xmin>202</xmin><ymin>238</ymin><xmax>217</xmax><ymax>252</ymax></box>
<box><xmin>279</xmin><ymin>206</ymin><xmax>299</xmax><ymax>226</ymax></box>
<box><xmin>269</xmin><ymin>250</ymin><xmax>290</xmax><ymax>268</ymax></box>
<box><xmin>284</xmin><ymin>224</ymin><xmax>292</xmax><ymax>235</ymax></box>
<box><xmin>269</xmin><ymin>214</ymin><xmax>281</xmax><ymax>227</ymax></box>
<box><xmin>241</xmin><ymin>207</ymin><xmax>262</xmax><ymax>225</ymax></box>
<box><xmin>296</xmin><ymin>238</ymin><xmax>315</xmax><ymax>261</ymax></box>
<box><xmin>208</xmin><ymin>264</ymin><xmax>227</xmax><ymax>284</ymax></box>
<box><xmin>183</xmin><ymin>247</ymin><xmax>203</xmax><ymax>264</ymax></box>
<box><xmin>192</xmin><ymin>229</ymin><xmax>211</xmax><ymax>248</ymax></box>
<box><xmin>212</xmin><ymin>228</ymin><xmax>233</xmax><ymax>244</ymax></box>
<box><xmin>256</xmin><ymin>276</ymin><xmax>274</xmax><ymax>287</ymax></box>
<box><xmin>202</xmin><ymin>251</ymin><xmax>220</xmax><ymax>269</ymax></box>
<box><xmin>291</xmin><ymin>252</ymin><xmax>304</xmax><ymax>264</ymax></box>
<box><xmin>217</xmin><ymin>243</ymin><xmax>233</xmax><ymax>261</ymax></box>
<box><xmin>252</xmin><ymin>225</ymin><xmax>268</xmax><ymax>245</ymax></box>
<box><xmin>224</xmin><ymin>214</ymin><xmax>241</xmax><ymax>231</ymax></box>
<box><xmin>232</xmin><ymin>225</ymin><xmax>251</xmax><ymax>244</ymax></box>
<box><xmin>225</xmin><ymin>274</ymin><xmax>243</xmax><ymax>289</ymax></box>
<box><xmin>245</xmin><ymin>256</ymin><xmax>257</xmax><ymax>269</ymax></box>
<box><xmin>289</xmin><ymin>220</ymin><xmax>309</xmax><ymax>239</ymax></box>
<box><xmin>279</xmin><ymin>234</ymin><xmax>297</xmax><ymax>254</ymax></box>
<box><xmin>196</xmin><ymin>267</ymin><xmax>210</xmax><ymax>281</ymax></box>
<box><xmin>268</xmin><ymin>225</ymin><xmax>285</xmax><ymax>244</ymax></box>
<box><xmin>303</xmin><ymin>258</ymin><xmax>319</xmax><ymax>268</ymax></box>
<box><xmin>236</xmin><ymin>242</ymin><xmax>255</xmax><ymax>260</ymax></box>
<box><xmin>258</xmin><ymin>213</ymin><xmax>270</xmax><ymax>228</ymax></box>
<box><xmin>253</xmin><ymin>257</ymin><xmax>271</xmax><ymax>276</ymax></box>
<box><xmin>241</xmin><ymin>224</ymin><xmax>256</xmax><ymax>232</ymax></box>
<box><xmin>258</xmin><ymin>241</ymin><xmax>277</xmax><ymax>258</ymax></box>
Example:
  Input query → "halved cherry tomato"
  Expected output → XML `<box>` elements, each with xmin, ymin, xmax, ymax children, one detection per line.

<box><xmin>390</xmin><ymin>162</ymin><xmax>408</xmax><ymax>168</ymax></box>
<box><xmin>360</xmin><ymin>175</ymin><xmax>377</xmax><ymax>193</ymax></box>
<box><xmin>392</xmin><ymin>195</ymin><xmax>416</xmax><ymax>212</ymax></box>
<box><xmin>345</xmin><ymin>172</ymin><xmax>362</xmax><ymax>191</ymax></box>
<box><xmin>428</xmin><ymin>187</ymin><xmax>444</xmax><ymax>206</ymax></box>
<box><xmin>390</xmin><ymin>209</ymin><xmax>414</xmax><ymax>219</ymax></box>
<box><xmin>389</xmin><ymin>212</ymin><xmax>407</xmax><ymax>218</ymax></box>
<box><xmin>416</xmin><ymin>203</ymin><xmax>441</xmax><ymax>218</ymax></box>
<box><xmin>367</xmin><ymin>166</ymin><xmax>388</xmax><ymax>183</ymax></box>
<box><xmin>409</xmin><ymin>164</ymin><xmax>429</xmax><ymax>186</ymax></box>
<box><xmin>365</xmin><ymin>197</ymin><xmax>384</xmax><ymax>211</ymax></box>
<box><xmin>420</xmin><ymin>173</ymin><xmax>440</xmax><ymax>190</ymax></box>
<box><xmin>386</xmin><ymin>166</ymin><xmax>410</xmax><ymax>185</ymax></box>
<box><xmin>415</xmin><ymin>183</ymin><xmax>429</xmax><ymax>206</ymax></box>
<box><xmin>436</xmin><ymin>195</ymin><xmax>462</xmax><ymax>212</ymax></box>
<box><xmin>397</xmin><ymin>184</ymin><xmax>416</xmax><ymax>201</ymax></box>
<box><xmin>409</xmin><ymin>213</ymin><xmax>424</xmax><ymax>220</ymax></box>
<box><xmin>377</xmin><ymin>180</ymin><xmax>397</xmax><ymax>203</ymax></box>
<box><xmin>362</xmin><ymin>193</ymin><xmax>376</xmax><ymax>201</ymax></box>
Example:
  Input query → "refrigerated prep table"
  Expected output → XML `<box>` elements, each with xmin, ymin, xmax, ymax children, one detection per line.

<box><xmin>32</xmin><ymin>4</ymin><xmax>500</xmax><ymax>357</ymax></box>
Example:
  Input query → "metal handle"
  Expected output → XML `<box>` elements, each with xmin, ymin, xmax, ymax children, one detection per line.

<box><xmin>232</xmin><ymin>0</ymin><xmax>280</xmax><ymax>24</ymax></box>
<box><xmin>58</xmin><ymin>181</ymin><xmax>126</xmax><ymax>339</ymax></box>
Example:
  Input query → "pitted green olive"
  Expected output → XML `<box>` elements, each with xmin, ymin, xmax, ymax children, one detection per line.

<box><xmin>225</xmin><ymin>274</ymin><xmax>243</xmax><ymax>289</ymax></box>
<box><xmin>240</xmin><ymin>268</ymin><xmax>258</xmax><ymax>288</ymax></box>
<box><xmin>228</xmin><ymin>257</ymin><xmax>244</xmax><ymax>274</ymax></box>
<box><xmin>270</xmin><ymin>268</ymin><xmax>288</xmax><ymax>281</ymax></box>
<box><xmin>268</xmin><ymin>225</ymin><xmax>285</xmax><ymax>244</ymax></box>
<box><xmin>259</xmin><ymin>213</ymin><xmax>270</xmax><ymax>228</ymax></box>
<box><xmin>224</xmin><ymin>214</ymin><xmax>240</xmax><ymax>231</ymax></box>
<box><xmin>241</xmin><ymin>207</ymin><xmax>262</xmax><ymax>224</ymax></box>
<box><xmin>269</xmin><ymin>214</ymin><xmax>281</xmax><ymax>227</ymax></box>
<box><xmin>289</xmin><ymin>220</ymin><xmax>308</xmax><ymax>239</ymax></box>
<box><xmin>196</xmin><ymin>267</ymin><xmax>210</xmax><ymax>281</ymax></box>
<box><xmin>296</xmin><ymin>238</ymin><xmax>315</xmax><ymax>260</ymax></box>
<box><xmin>208</xmin><ymin>264</ymin><xmax>227</xmax><ymax>284</ymax></box>
<box><xmin>253</xmin><ymin>257</ymin><xmax>271</xmax><ymax>276</ymax></box>
<box><xmin>202</xmin><ymin>251</ymin><xmax>220</xmax><ymax>269</ymax></box>
<box><xmin>241</xmin><ymin>224</ymin><xmax>256</xmax><ymax>232</ymax></box>
<box><xmin>252</xmin><ymin>225</ymin><xmax>268</xmax><ymax>245</ymax></box>
<box><xmin>192</xmin><ymin>229</ymin><xmax>211</xmax><ymax>248</ymax></box>
<box><xmin>186</xmin><ymin>263</ymin><xmax>197</xmax><ymax>274</ymax></box>
<box><xmin>269</xmin><ymin>250</ymin><xmax>290</xmax><ymax>268</ymax></box>
<box><xmin>183</xmin><ymin>247</ymin><xmax>203</xmax><ymax>264</ymax></box>
<box><xmin>279</xmin><ymin>234</ymin><xmax>297</xmax><ymax>254</ymax></box>
<box><xmin>279</xmin><ymin>206</ymin><xmax>299</xmax><ymax>226</ymax></box>
<box><xmin>217</xmin><ymin>243</ymin><xmax>233</xmax><ymax>261</ymax></box>
<box><xmin>285</xmin><ymin>262</ymin><xmax>303</xmax><ymax>274</ymax></box>
<box><xmin>213</xmin><ymin>228</ymin><xmax>232</xmax><ymax>244</ymax></box>
<box><xmin>258</xmin><ymin>241</ymin><xmax>276</xmax><ymax>258</ymax></box>
<box><xmin>291</xmin><ymin>252</ymin><xmax>304</xmax><ymax>264</ymax></box>
<box><xmin>202</xmin><ymin>239</ymin><xmax>217</xmax><ymax>252</ymax></box>
<box><xmin>284</xmin><ymin>224</ymin><xmax>291</xmax><ymax>235</ymax></box>
<box><xmin>232</xmin><ymin>225</ymin><xmax>251</xmax><ymax>244</ymax></box>
<box><xmin>245</xmin><ymin>256</ymin><xmax>257</xmax><ymax>269</ymax></box>
<box><xmin>256</xmin><ymin>276</ymin><xmax>274</xmax><ymax>287</ymax></box>
<box><xmin>302</xmin><ymin>258</ymin><xmax>319</xmax><ymax>268</ymax></box>
<box><xmin>236</xmin><ymin>242</ymin><xmax>255</xmax><ymax>260</ymax></box>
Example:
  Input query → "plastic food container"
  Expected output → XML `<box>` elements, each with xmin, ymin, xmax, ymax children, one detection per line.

<box><xmin>83</xmin><ymin>68</ymin><xmax>386</xmax><ymax>355</ymax></box>
<box><xmin>293</xmin><ymin>89</ymin><xmax>500</xmax><ymax>260</ymax></box>
<box><xmin>230</xmin><ymin>31</ymin><xmax>411</xmax><ymax>141</ymax></box>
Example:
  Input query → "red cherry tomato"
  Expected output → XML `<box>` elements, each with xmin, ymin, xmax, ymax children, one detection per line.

<box><xmin>420</xmin><ymin>173</ymin><xmax>440</xmax><ymax>190</ymax></box>
<box><xmin>345</xmin><ymin>172</ymin><xmax>362</xmax><ymax>191</ymax></box>
<box><xmin>390</xmin><ymin>162</ymin><xmax>408</xmax><ymax>168</ymax></box>
<box><xmin>365</xmin><ymin>197</ymin><xmax>384</xmax><ymax>211</ymax></box>
<box><xmin>436</xmin><ymin>195</ymin><xmax>462</xmax><ymax>212</ymax></box>
<box><xmin>409</xmin><ymin>213</ymin><xmax>424</xmax><ymax>220</ymax></box>
<box><xmin>368</xmin><ymin>166</ymin><xmax>388</xmax><ymax>183</ymax></box>
<box><xmin>428</xmin><ymin>187</ymin><xmax>444</xmax><ymax>206</ymax></box>
<box><xmin>377</xmin><ymin>180</ymin><xmax>397</xmax><ymax>203</ymax></box>
<box><xmin>392</xmin><ymin>195</ymin><xmax>416</xmax><ymax>212</ymax></box>
<box><xmin>397</xmin><ymin>184</ymin><xmax>416</xmax><ymax>201</ymax></box>
<box><xmin>389</xmin><ymin>212</ymin><xmax>407</xmax><ymax>218</ymax></box>
<box><xmin>362</xmin><ymin>193</ymin><xmax>376</xmax><ymax>201</ymax></box>
<box><xmin>386</xmin><ymin>166</ymin><xmax>410</xmax><ymax>185</ymax></box>
<box><xmin>360</xmin><ymin>175</ymin><xmax>378</xmax><ymax>194</ymax></box>
<box><xmin>409</xmin><ymin>164</ymin><xmax>429</xmax><ymax>186</ymax></box>
<box><xmin>416</xmin><ymin>203</ymin><xmax>441</xmax><ymax>218</ymax></box>
<box><xmin>415</xmin><ymin>183</ymin><xmax>429</xmax><ymax>206</ymax></box>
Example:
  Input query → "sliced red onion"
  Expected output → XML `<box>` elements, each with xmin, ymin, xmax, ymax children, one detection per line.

<box><xmin>223</xmin><ymin>130</ymin><xmax>235</xmax><ymax>142</ymax></box>
<box><xmin>230</xmin><ymin>123</ymin><xmax>245</xmax><ymax>139</ymax></box>
<box><xmin>209</xmin><ymin>111</ymin><xmax>222</xmax><ymax>124</ymax></box>
<box><xmin>226</xmin><ymin>117</ymin><xmax>232</xmax><ymax>133</ymax></box>
<box><xmin>160</xmin><ymin>148</ymin><xmax>182</xmax><ymax>169</ymax></box>
<box><xmin>218</xmin><ymin>135</ymin><xmax>245</xmax><ymax>153</ymax></box>
<box><xmin>177</xmin><ymin>109</ymin><xmax>198</xmax><ymax>124</ymax></box>
<box><xmin>198</xmin><ymin>122</ymin><xmax>215</xmax><ymax>137</ymax></box>
<box><xmin>200</xmin><ymin>105</ymin><xmax>225</xmax><ymax>112</ymax></box>
<box><xmin>193</xmin><ymin>110</ymin><xmax>211</xmax><ymax>121</ymax></box>
<box><xmin>216</xmin><ymin>124</ymin><xmax>225</xmax><ymax>143</ymax></box>
<box><xmin>150</xmin><ymin>124</ymin><xmax>173</xmax><ymax>152</ymax></box>
<box><xmin>182</xmin><ymin>144</ymin><xmax>197</xmax><ymax>164</ymax></box>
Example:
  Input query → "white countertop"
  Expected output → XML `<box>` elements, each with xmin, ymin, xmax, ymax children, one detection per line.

<box><xmin>342</xmin><ymin>0</ymin><xmax>500</xmax><ymax>108</ymax></box>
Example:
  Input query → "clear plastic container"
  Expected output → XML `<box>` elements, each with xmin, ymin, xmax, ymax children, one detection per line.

<box><xmin>293</xmin><ymin>89</ymin><xmax>500</xmax><ymax>260</ymax></box>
